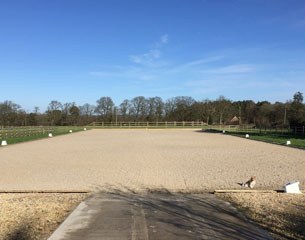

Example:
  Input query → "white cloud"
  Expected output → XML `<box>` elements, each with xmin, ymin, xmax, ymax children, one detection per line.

<box><xmin>165</xmin><ymin>55</ymin><xmax>225</xmax><ymax>75</ymax></box>
<box><xmin>182</xmin><ymin>56</ymin><xmax>224</xmax><ymax>68</ymax></box>
<box><xmin>219</xmin><ymin>64</ymin><xmax>256</xmax><ymax>74</ymax></box>
<box><xmin>129</xmin><ymin>49</ymin><xmax>161</xmax><ymax>65</ymax></box>
<box><xmin>89</xmin><ymin>45</ymin><xmax>305</xmax><ymax>103</ymax></box>
<box><xmin>90</xmin><ymin>71</ymin><xmax>118</xmax><ymax>77</ymax></box>
<box><xmin>160</xmin><ymin>34</ymin><xmax>168</xmax><ymax>44</ymax></box>
<box><xmin>90</xmin><ymin>65</ymin><xmax>159</xmax><ymax>82</ymax></box>
<box><xmin>129</xmin><ymin>34</ymin><xmax>169</xmax><ymax>67</ymax></box>
<box><xmin>201</xmin><ymin>64</ymin><xmax>257</xmax><ymax>74</ymax></box>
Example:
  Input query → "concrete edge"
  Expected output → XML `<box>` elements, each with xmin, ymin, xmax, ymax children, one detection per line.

<box><xmin>47</xmin><ymin>201</ymin><xmax>90</xmax><ymax>240</ymax></box>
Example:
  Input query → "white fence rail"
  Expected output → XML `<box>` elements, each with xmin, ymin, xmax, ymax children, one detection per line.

<box><xmin>89</xmin><ymin>121</ymin><xmax>207</xmax><ymax>128</ymax></box>
<box><xmin>0</xmin><ymin>126</ymin><xmax>53</xmax><ymax>140</ymax></box>
<box><xmin>88</xmin><ymin>122</ymin><xmax>305</xmax><ymax>135</ymax></box>
<box><xmin>0</xmin><ymin>126</ymin><xmax>82</xmax><ymax>140</ymax></box>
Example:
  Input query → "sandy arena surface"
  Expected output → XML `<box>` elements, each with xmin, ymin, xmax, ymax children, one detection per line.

<box><xmin>0</xmin><ymin>129</ymin><xmax>305</xmax><ymax>191</ymax></box>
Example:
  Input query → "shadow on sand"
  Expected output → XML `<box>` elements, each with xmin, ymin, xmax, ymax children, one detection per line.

<box><xmin>82</xmin><ymin>186</ymin><xmax>273</xmax><ymax>240</ymax></box>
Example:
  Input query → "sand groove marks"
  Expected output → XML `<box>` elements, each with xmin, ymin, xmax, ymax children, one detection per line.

<box><xmin>0</xmin><ymin>129</ymin><xmax>305</xmax><ymax>191</ymax></box>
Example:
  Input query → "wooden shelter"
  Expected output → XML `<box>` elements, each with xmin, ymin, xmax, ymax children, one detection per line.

<box><xmin>228</xmin><ymin>116</ymin><xmax>240</xmax><ymax>125</ymax></box>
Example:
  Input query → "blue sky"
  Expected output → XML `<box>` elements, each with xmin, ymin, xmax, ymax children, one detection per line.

<box><xmin>1</xmin><ymin>0</ymin><xmax>305</xmax><ymax>112</ymax></box>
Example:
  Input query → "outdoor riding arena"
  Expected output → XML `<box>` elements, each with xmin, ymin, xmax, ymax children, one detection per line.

<box><xmin>1</xmin><ymin>129</ymin><xmax>305</xmax><ymax>191</ymax></box>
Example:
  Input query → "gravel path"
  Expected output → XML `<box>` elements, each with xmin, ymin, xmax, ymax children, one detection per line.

<box><xmin>0</xmin><ymin>129</ymin><xmax>305</xmax><ymax>191</ymax></box>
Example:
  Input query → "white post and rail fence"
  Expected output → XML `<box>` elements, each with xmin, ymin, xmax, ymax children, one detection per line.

<box><xmin>88</xmin><ymin>121</ymin><xmax>305</xmax><ymax>135</ymax></box>
<box><xmin>0</xmin><ymin>124</ymin><xmax>304</xmax><ymax>143</ymax></box>
<box><xmin>0</xmin><ymin>126</ymin><xmax>81</xmax><ymax>143</ymax></box>
<box><xmin>88</xmin><ymin>121</ymin><xmax>207</xmax><ymax>128</ymax></box>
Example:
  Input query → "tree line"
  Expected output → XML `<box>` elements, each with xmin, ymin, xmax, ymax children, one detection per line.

<box><xmin>0</xmin><ymin>92</ymin><xmax>304</xmax><ymax>128</ymax></box>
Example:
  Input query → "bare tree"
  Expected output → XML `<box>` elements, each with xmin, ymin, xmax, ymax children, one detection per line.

<box><xmin>0</xmin><ymin>101</ymin><xmax>23</xmax><ymax>126</ymax></box>
<box><xmin>2</xmin><ymin>93</ymin><xmax>304</xmax><ymax>129</ymax></box>
<box><xmin>147</xmin><ymin>97</ymin><xmax>164</xmax><ymax>121</ymax></box>
<box><xmin>164</xmin><ymin>98</ymin><xmax>177</xmax><ymax>120</ymax></box>
<box><xmin>255</xmin><ymin>101</ymin><xmax>272</xmax><ymax>128</ymax></box>
<box><xmin>289</xmin><ymin>92</ymin><xmax>305</xmax><ymax>126</ymax></box>
<box><xmin>34</xmin><ymin>106</ymin><xmax>40</xmax><ymax>114</ymax></box>
<box><xmin>119</xmin><ymin>99</ymin><xmax>131</xmax><ymax>121</ymax></box>
<box><xmin>69</xmin><ymin>105</ymin><xmax>80</xmax><ymax>125</ymax></box>
<box><xmin>214</xmin><ymin>96</ymin><xmax>231</xmax><ymax>125</ymax></box>
<box><xmin>95</xmin><ymin>97</ymin><xmax>114</xmax><ymax>121</ymax></box>
<box><xmin>47</xmin><ymin>100</ymin><xmax>63</xmax><ymax>125</ymax></box>
<box><xmin>79</xmin><ymin>103</ymin><xmax>96</xmax><ymax>125</ymax></box>
<box><xmin>48</xmin><ymin>100</ymin><xmax>62</xmax><ymax>111</ymax></box>
<box><xmin>61</xmin><ymin>102</ymin><xmax>75</xmax><ymax>125</ymax></box>
<box><xmin>164</xmin><ymin>97</ymin><xmax>195</xmax><ymax>121</ymax></box>
<box><xmin>80</xmin><ymin>103</ymin><xmax>95</xmax><ymax>116</ymax></box>
<box><xmin>201</xmin><ymin>99</ymin><xmax>216</xmax><ymax>124</ymax></box>
<box><xmin>130</xmin><ymin>96</ymin><xmax>147</xmax><ymax>121</ymax></box>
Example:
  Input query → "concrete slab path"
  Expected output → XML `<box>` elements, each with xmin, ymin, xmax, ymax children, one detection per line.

<box><xmin>48</xmin><ymin>191</ymin><xmax>272</xmax><ymax>240</ymax></box>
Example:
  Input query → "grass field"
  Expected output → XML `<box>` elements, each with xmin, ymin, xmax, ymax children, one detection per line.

<box><xmin>204</xmin><ymin>128</ymin><xmax>305</xmax><ymax>149</ymax></box>
<box><xmin>2</xmin><ymin>124</ymin><xmax>304</xmax><ymax>149</ymax></box>
<box><xmin>0</xmin><ymin>126</ymin><xmax>87</xmax><ymax>145</ymax></box>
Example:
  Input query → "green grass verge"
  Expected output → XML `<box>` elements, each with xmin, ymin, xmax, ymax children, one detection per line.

<box><xmin>1</xmin><ymin>127</ymin><xmax>88</xmax><ymax>145</ymax></box>
<box><xmin>204</xmin><ymin>129</ymin><xmax>305</xmax><ymax>149</ymax></box>
<box><xmin>6</xmin><ymin>134</ymin><xmax>50</xmax><ymax>144</ymax></box>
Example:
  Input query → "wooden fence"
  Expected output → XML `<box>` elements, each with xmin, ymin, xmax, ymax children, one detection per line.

<box><xmin>1</xmin><ymin>124</ymin><xmax>304</xmax><ymax>140</ymax></box>
<box><xmin>89</xmin><ymin>121</ymin><xmax>207</xmax><ymax>128</ymax></box>
<box><xmin>292</xmin><ymin>126</ymin><xmax>305</xmax><ymax>135</ymax></box>
<box><xmin>89</xmin><ymin>121</ymin><xmax>258</xmax><ymax>130</ymax></box>
<box><xmin>206</xmin><ymin>125</ymin><xmax>305</xmax><ymax>135</ymax></box>
<box><xmin>89</xmin><ymin>122</ymin><xmax>305</xmax><ymax>135</ymax></box>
